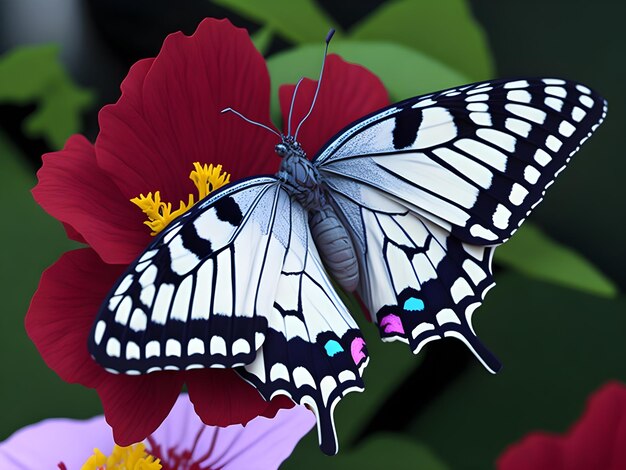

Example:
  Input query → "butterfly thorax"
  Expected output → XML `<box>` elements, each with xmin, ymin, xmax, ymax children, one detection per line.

<box><xmin>275</xmin><ymin>139</ymin><xmax>360</xmax><ymax>292</ymax></box>
<box><xmin>275</xmin><ymin>140</ymin><xmax>324</xmax><ymax>211</ymax></box>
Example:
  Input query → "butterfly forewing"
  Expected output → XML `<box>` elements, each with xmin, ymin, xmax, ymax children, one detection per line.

<box><xmin>315</xmin><ymin>78</ymin><xmax>607</xmax><ymax>245</ymax></box>
<box><xmin>89</xmin><ymin>177</ymin><xmax>288</xmax><ymax>373</ymax></box>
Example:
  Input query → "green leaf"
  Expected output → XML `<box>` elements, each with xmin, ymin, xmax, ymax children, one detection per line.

<box><xmin>283</xmin><ymin>294</ymin><xmax>423</xmax><ymax>465</ymax></box>
<box><xmin>495</xmin><ymin>223</ymin><xmax>618</xmax><ymax>297</ymax></box>
<box><xmin>408</xmin><ymin>273</ymin><xmax>626</xmax><ymax>468</ymax></box>
<box><xmin>0</xmin><ymin>45</ymin><xmax>94</xmax><ymax>149</ymax></box>
<box><xmin>349</xmin><ymin>0</ymin><xmax>493</xmax><ymax>81</ymax></box>
<box><xmin>251</xmin><ymin>25</ymin><xmax>274</xmax><ymax>56</ymax></box>
<box><xmin>266</xmin><ymin>41</ymin><xmax>469</xmax><ymax>126</ymax></box>
<box><xmin>210</xmin><ymin>0</ymin><xmax>340</xmax><ymax>43</ymax></box>
<box><xmin>285</xmin><ymin>433</ymin><xmax>448</xmax><ymax>469</ymax></box>
<box><xmin>0</xmin><ymin>131</ymin><xmax>100</xmax><ymax>440</ymax></box>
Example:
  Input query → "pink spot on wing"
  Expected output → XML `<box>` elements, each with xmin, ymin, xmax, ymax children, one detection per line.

<box><xmin>350</xmin><ymin>337</ymin><xmax>366</xmax><ymax>365</ymax></box>
<box><xmin>380</xmin><ymin>314</ymin><xmax>405</xmax><ymax>335</ymax></box>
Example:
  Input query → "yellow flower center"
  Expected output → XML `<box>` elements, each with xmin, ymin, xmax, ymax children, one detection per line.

<box><xmin>81</xmin><ymin>443</ymin><xmax>161</xmax><ymax>470</ymax></box>
<box><xmin>131</xmin><ymin>162</ymin><xmax>231</xmax><ymax>235</ymax></box>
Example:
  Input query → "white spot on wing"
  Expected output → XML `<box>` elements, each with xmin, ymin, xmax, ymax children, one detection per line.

<box><xmin>320</xmin><ymin>376</ymin><xmax>337</xmax><ymax>405</ymax></box>
<box><xmin>210</xmin><ymin>336</ymin><xmax>227</xmax><ymax>355</ymax></box>
<box><xmin>505</xmin><ymin>104</ymin><xmax>546</xmax><ymax>124</ymax></box>
<box><xmin>270</xmin><ymin>363</ymin><xmax>290</xmax><ymax>382</ymax></box>
<box><xmin>114</xmin><ymin>274</ymin><xmax>133</xmax><ymax>296</ymax></box>
<box><xmin>115</xmin><ymin>296</ymin><xmax>132</xmax><ymax>325</ymax></box>
<box><xmin>187</xmin><ymin>338</ymin><xmax>205</xmax><ymax>355</ymax></box>
<box><xmin>146</xmin><ymin>341</ymin><xmax>160</xmax><ymax>358</ymax></box>
<box><xmin>94</xmin><ymin>320</ymin><xmax>106</xmax><ymax>345</ymax></box>
<box><xmin>546</xmin><ymin>135</ymin><xmax>563</xmax><ymax>152</ymax></box>
<box><xmin>524</xmin><ymin>165</ymin><xmax>541</xmax><ymax>184</ymax></box>
<box><xmin>476</xmin><ymin>129</ymin><xmax>516</xmax><ymax>152</ymax></box>
<box><xmin>470</xmin><ymin>224</ymin><xmax>498</xmax><ymax>241</ymax></box>
<box><xmin>126</xmin><ymin>341</ymin><xmax>140</xmax><ymax>360</ymax></box>
<box><xmin>534</xmin><ymin>149</ymin><xmax>552</xmax><ymax>166</ymax></box>
<box><xmin>492</xmin><ymin>204</ymin><xmax>512</xmax><ymax>229</ymax></box>
<box><xmin>509</xmin><ymin>183</ymin><xmax>529</xmax><ymax>206</ymax></box>
<box><xmin>170</xmin><ymin>275</ymin><xmax>193</xmax><ymax>322</ymax></box>
<box><xmin>454</xmin><ymin>139</ymin><xmax>507</xmax><ymax>171</ymax></box>
<box><xmin>462</xmin><ymin>259</ymin><xmax>487</xmax><ymax>284</ymax></box>
<box><xmin>451</xmin><ymin>278</ymin><xmax>474</xmax><ymax>303</ymax></box>
<box><xmin>504</xmin><ymin>80</ymin><xmax>529</xmax><ymax>89</ymax></box>
<box><xmin>505</xmin><ymin>118</ymin><xmax>532</xmax><ymax>137</ymax></box>
<box><xmin>106</xmin><ymin>338</ymin><xmax>121</xmax><ymax>358</ymax></box>
<box><xmin>507</xmin><ymin>90</ymin><xmax>531</xmax><ymax>103</ymax></box>
<box><xmin>232</xmin><ymin>338</ymin><xmax>251</xmax><ymax>355</ymax></box>
<box><xmin>293</xmin><ymin>366</ymin><xmax>316</xmax><ymax>389</ymax></box>
<box><xmin>166</xmin><ymin>339</ymin><xmax>181</xmax><ymax>357</ymax></box>
<box><xmin>436</xmin><ymin>309</ymin><xmax>461</xmax><ymax>325</ymax></box>
<box><xmin>129</xmin><ymin>308</ymin><xmax>147</xmax><ymax>332</ymax></box>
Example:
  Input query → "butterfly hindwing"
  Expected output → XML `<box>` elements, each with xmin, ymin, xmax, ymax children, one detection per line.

<box><xmin>315</xmin><ymin>78</ymin><xmax>607</xmax><ymax>245</ymax></box>
<box><xmin>239</xmin><ymin>192</ymin><xmax>368</xmax><ymax>455</ymax></box>
<box><xmin>327</xmin><ymin>188</ymin><xmax>500</xmax><ymax>371</ymax></box>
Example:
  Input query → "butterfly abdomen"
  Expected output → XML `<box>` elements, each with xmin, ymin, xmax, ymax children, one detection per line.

<box><xmin>309</xmin><ymin>206</ymin><xmax>359</xmax><ymax>292</ymax></box>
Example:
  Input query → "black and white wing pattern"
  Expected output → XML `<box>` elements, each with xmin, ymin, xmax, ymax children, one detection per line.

<box><xmin>316</xmin><ymin>78</ymin><xmax>607</xmax><ymax>245</ymax></box>
<box><xmin>239</xmin><ymin>193</ymin><xmax>368</xmax><ymax>456</ymax></box>
<box><xmin>314</xmin><ymin>78</ymin><xmax>606</xmax><ymax>368</ymax></box>
<box><xmin>88</xmin><ymin>176</ymin><xmax>368</xmax><ymax>455</ymax></box>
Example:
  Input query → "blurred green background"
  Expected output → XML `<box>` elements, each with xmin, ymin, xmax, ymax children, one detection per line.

<box><xmin>0</xmin><ymin>1</ymin><xmax>624</xmax><ymax>468</ymax></box>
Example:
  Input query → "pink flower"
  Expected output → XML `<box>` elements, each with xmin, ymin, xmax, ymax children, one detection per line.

<box><xmin>0</xmin><ymin>394</ymin><xmax>315</xmax><ymax>469</ymax></box>
<box><xmin>497</xmin><ymin>382</ymin><xmax>626</xmax><ymax>470</ymax></box>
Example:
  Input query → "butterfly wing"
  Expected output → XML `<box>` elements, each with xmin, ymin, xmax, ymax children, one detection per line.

<box><xmin>313</xmin><ymin>78</ymin><xmax>606</xmax><ymax>368</ymax></box>
<box><xmin>89</xmin><ymin>176</ymin><xmax>368</xmax><ymax>455</ymax></box>
<box><xmin>89</xmin><ymin>176</ymin><xmax>288</xmax><ymax>372</ymax></box>
<box><xmin>315</xmin><ymin>78</ymin><xmax>607</xmax><ymax>245</ymax></box>
<box><xmin>239</xmin><ymin>192</ymin><xmax>368</xmax><ymax>455</ymax></box>
<box><xmin>328</xmin><ymin>188</ymin><xmax>500</xmax><ymax>371</ymax></box>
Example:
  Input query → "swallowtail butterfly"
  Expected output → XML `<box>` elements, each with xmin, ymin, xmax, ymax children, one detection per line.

<box><xmin>88</xmin><ymin>30</ymin><xmax>607</xmax><ymax>454</ymax></box>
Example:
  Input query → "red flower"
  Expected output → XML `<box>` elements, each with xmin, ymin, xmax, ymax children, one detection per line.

<box><xmin>26</xmin><ymin>18</ymin><xmax>388</xmax><ymax>445</ymax></box>
<box><xmin>497</xmin><ymin>382</ymin><xmax>626</xmax><ymax>470</ymax></box>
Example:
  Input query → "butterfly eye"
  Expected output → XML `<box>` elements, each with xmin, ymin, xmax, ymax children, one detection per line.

<box><xmin>275</xmin><ymin>143</ymin><xmax>288</xmax><ymax>157</ymax></box>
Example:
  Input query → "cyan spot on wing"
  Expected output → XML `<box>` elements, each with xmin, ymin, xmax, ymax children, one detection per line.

<box><xmin>403</xmin><ymin>297</ymin><xmax>425</xmax><ymax>311</ymax></box>
<box><xmin>324</xmin><ymin>340</ymin><xmax>344</xmax><ymax>357</ymax></box>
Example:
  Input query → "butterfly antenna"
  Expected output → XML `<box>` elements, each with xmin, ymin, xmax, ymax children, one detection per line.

<box><xmin>287</xmin><ymin>77</ymin><xmax>305</xmax><ymax>137</ymax></box>
<box><xmin>294</xmin><ymin>28</ymin><xmax>335</xmax><ymax>140</ymax></box>
<box><xmin>221</xmin><ymin>107</ymin><xmax>281</xmax><ymax>138</ymax></box>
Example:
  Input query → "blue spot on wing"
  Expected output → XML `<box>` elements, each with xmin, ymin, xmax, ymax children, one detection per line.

<box><xmin>324</xmin><ymin>340</ymin><xmax>344</xmax><ymax>357</ymax></box>
<box><xmin>403</xmin><ymin>297</ymin><xmax>425</xmax><ymax>311</ymax></box>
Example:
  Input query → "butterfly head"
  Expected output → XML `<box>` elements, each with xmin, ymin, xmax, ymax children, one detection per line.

<box><xmin>275</xmin><ymin>138</ymin><xmax>306</xmax><ymax>160</ymax></box>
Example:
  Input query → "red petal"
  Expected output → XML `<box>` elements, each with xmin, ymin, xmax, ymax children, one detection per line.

<box><xmin>32</xmin><ymin>135</ymin><xmax>149</xmax><ymax>264</ymax></box>
<box><xmin>497</xmin><ymin>382</ymin><xmax>626</xmax><ymax>470</ymax></box>
<box><xmin>98</xmin><ymin>371</ymin><xmax>184</xmax><ymax>446</ymax></box>
<box><xmin>279</xmin><ymin>54</ymin><xmax>389</xmax><ymax>157</ymax></box>
<box><xmin>564</xmin><ymin>382</ymin><xmax>626</xmax><ymax>469</ymax></box>
<box><xmin>96</xmin><ymin>18</ymin><xmax>278</xmax><ymax>208</ymax></box>
<box><xmin>185</xmin><ymin>369</ymin><xmax>293</xmax><ymax>427</ymax></box>
<box><xmin>25</xmin><ymin>248</ymin><xmax>123</xmax><ymax>387</ymax></box>
<box><xmin>497</xmin><ymin>433</ymin><xmax>564</xmax><ymax>470</ymax></box>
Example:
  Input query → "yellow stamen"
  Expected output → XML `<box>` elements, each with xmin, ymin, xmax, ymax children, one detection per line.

<box><xmin>81</xmin><ymin>443</ymin><xmax>161</xmax><ymax>470</ymax></box>
<box><xmin>131</xmin><ymin>162</ymin><xmax>231</xmax><ymax>236</ymax></box>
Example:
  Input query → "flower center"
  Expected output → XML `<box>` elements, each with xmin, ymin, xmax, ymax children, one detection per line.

<box><xmin>79</xmin><ymin>443</ymin><xmax>161</xmax><ymax>469</ymax></box>
<box><xmin>131</xmin><ymin>162</ymin><xmax>231</xmax><ymax>235</ymax></box>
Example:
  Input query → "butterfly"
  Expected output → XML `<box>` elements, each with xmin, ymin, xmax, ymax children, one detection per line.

<box><xmin>87</xmin><ymin>32</ymin><xmax>607</xmax><ymax>455</ymax></box>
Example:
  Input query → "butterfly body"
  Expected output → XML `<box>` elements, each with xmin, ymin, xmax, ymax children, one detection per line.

<box><xmin>276</xmin><ymin>139</ymin><xmax>360</xmax><ymax>291</ymax></box>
